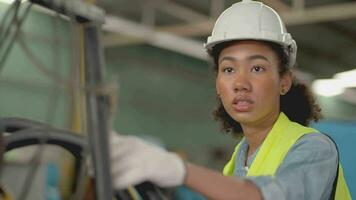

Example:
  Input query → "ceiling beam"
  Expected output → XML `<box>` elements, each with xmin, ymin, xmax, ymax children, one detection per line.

<box><xmin>103</xmin><ymin>16</ymin><xmax>207</xmax><ymax>60</ymax></box>
<box><xmin>298</xmin><ymin>41</ymin><xmax>352</xmax><ymax>75</ymax></box>
<box><xmin>283</xmin><ymin>2</ymin><xmax>356</xmax><ymax>25</ymax></box>
<box><xmin>158</xmin><ymin>0</ymin><xmax>207</xmax><ymax>22</ymax></box>
<box><xmin>103</xmin><ymin>1</ymin><xmax>356</xmax><ymax>40</ymax></box>
<box><xmin>263</xmin><ymin>0</ymin><xmax>291</xmax><ymax>11</ymax></box>
<box><xmin>102</xmin><ymin>1</ymin><xmax>356</xmax><ymax>61</ymax></box>
<box><xmin>291</xmin><ymin>0</ymin><xmax>304</xmax><ymax>10</ymax></box>
<box><xmin>102</xmin><ymin>16</ymin><xmax>313</xmax><ymax>83</ymax></box>
<box><xmin>156</xmin><ymin>1</ymin><xmax>356</xmax><ymax>37</ymax></box>
<box><xmin>102</xmin><ymin>33</ymin><xmax>142</xmax><ymax>47</ymax></box>
<box><xmin>210</xmin><ymin>0</ymin><xmax>225</xmax><ymax>18</ymax></box>
<box><xmin>141</xmin><ymin>0</ymin><xmax>157</xmax><ymax>26</ymax></box>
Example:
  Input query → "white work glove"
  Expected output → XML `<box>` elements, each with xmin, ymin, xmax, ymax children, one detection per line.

<box><xmin>109</xmin><ymin>132</ymin><xmax>186</xmax><ymax>189</ymax></box>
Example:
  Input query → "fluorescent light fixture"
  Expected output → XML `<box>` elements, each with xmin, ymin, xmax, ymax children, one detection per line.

<box><xmin>0</xmin><ymin>0</ymin><xmax>15</xmax><ymax>3</ymax></box>
<box><xmin>0</xmin><ymin>0</ymin><xmax>27</xmax><ymax>4</ymax></box>
<box><xmin>312</xmin><ymin>79</ymin><xmax>345</xmax><ymax>97</ymax></box>
<box><xmin>0</xmin><ymin>0</ymin><xmax>26</xmax><ymax>4</ymax></box>
<box><xmin>334</xmin><ymin>69</ymin><xmax>356</xmax><ymax>87</ymax></box>
<box><xmin>312</xmin><ymin>68</ymin><xmax>356</xmax><ymax>97</ymax></box>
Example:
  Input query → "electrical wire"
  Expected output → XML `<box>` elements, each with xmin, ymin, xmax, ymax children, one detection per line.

<box><xmin>153</xmin><ymin>186</ymin><xmax>170</xmax><ymax>200</ymax></box>
<box><xmin>127</xmin><ymin>187</ymin><xmax>143</xmax><ymax>200</ymax></box>
<box><xmin>9</xmin><ymin>1</ymin><xmax>69</xmax><ymax>88</ymax></box>
<box><xmin>16</xmin><ymin>24</ymin><xmax>117</xmax><ymax>100</ymax></box>
<box><xmin>0</xmin><ymin>0</ymin><xmax>21</xmax><ymax>46</ymax></box>
<box><xmin>0</xmin><ymin>0</ymin><xmax>21</xmax><ymax>50</ymax></box>
<box><xmin>0</xmin><ymin>0</ymin><xmax>19</xmax><ymax>41</ymax></box>
<box><xmin>0</xmin><ymin>0</ymin><xmax>32</xmax><ymax>75</ymax></box>
<box><xmin>17</xmin><ymin>33</ymin><xmax>70</xmax><ymax>88</ymax></box>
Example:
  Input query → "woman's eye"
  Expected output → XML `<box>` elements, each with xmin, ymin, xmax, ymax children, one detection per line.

<box><xmin>222</xmin><ymin>67</ymin><xmax>234</xmax><ymax>73</ymax></box>
<box><xmin>251</xmin><ymin>66</ymin><xmax>265</xmax><ymax>73</ymax></box>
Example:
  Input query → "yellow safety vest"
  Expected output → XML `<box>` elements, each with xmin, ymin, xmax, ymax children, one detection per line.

<box><xmin>223</xmin><ymin>112</ymin><xmax>351</xmax><ymax>200</ymax></box>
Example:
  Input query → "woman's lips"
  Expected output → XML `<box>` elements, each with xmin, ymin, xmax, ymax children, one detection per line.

<box><xmin>232</xmin><ymin>98</ymin><xmax>254</xmax><ymax>112</ymax></box>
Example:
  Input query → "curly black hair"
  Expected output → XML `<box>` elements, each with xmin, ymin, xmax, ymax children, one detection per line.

<box><xmin>209</xmin><ymin>40</ymin><xmax>322</xmax><ymax>135</ymax></box>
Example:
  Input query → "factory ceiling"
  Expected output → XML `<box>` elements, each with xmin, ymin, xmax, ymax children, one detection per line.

<box><xmin>97</xmin><ymin>0</ymin><xmax>356</xmax><ymax>104</ymax></box>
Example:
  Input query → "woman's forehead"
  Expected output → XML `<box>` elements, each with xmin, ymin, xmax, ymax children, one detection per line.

<box><xmin>219</xmin><ymin>41</ymin><xmax>277</xmax><ymax>62</ymax></box>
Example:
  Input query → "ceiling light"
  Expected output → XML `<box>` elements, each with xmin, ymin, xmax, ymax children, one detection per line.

<box><xmin>0</xmin><ymin>0</ymin><xmax>26</xmax><ymax>4</ymax></box>
<box><xmin>312</xmin><ymin>79</ymin><xmax>345</xmax><ymax>97</ymax></box>
<box><xmin>334</xmin><ymin>69</ymin><xmax>356</xmax><ymax>87</ymax></box>
<box><xmin>0</xmin><ymin>0</ymin><xmax>15</xmax><ymax>3</ymax></box>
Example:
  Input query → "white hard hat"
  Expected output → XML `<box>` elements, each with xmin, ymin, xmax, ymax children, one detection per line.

<box><xmin>205</xmin><ymin>0</ymin><xmax>297</xmax><ymax>68</ymax></box>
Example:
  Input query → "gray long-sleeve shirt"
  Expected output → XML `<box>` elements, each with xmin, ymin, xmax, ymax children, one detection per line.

<box><xmin>234</xmin><ymin>133</ymin><xmax>338</xmax><ymax>200</ymax></box>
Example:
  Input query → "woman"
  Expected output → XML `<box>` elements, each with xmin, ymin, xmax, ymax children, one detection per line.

<box><xmin>109</xmin><ymin>1</ymin><xmax>351</xmax><ymax>199</ymax></box>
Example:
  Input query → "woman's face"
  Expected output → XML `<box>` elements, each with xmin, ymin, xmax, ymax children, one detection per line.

<box><xmin>216</xmin><ymin>40</ymin><xmax>291</xmax><ymax>127</ymax></box>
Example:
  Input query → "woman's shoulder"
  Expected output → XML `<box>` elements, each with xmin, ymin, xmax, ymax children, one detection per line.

<box><xmin>279</xmin><ymin>132</ymin><xmax>338</xmax><ymax>174</ymax></box>
<box><xmin>291</xmin><ymin>132</ymin><xmax>338</xmax><ymax>157</ymax></box>
<box><xmin>297</xmin><ymin>132</ymin><xmax>336</xmax><ymax>146</ymax></box>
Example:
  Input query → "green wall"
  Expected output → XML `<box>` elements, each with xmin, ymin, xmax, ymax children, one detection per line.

<box><xmin>105</xmin><ymin>45</ymin><xmax>237</xmax><ymax>168</ymax></box>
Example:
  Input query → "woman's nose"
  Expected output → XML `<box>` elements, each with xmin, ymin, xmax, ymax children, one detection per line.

<box><xmin>233</xmin><ymin>73</ymin><xmax>251</xmax><ymax>93</ymax></box>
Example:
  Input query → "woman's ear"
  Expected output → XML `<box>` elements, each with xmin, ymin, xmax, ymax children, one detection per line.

<box><xmin>280</xmin><ymin>71</ymin><xmax>293</xmax><ymax>95</ymax></box>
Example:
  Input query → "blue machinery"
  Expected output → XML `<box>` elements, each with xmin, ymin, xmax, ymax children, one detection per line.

<box><xmin>313</xmin><ymin>121</ymin><xmax>356</xmax><ymax>198</ymax></box>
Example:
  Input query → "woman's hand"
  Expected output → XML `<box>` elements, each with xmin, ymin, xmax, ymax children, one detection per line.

<box><xmin>109</xmin><ymin>132</ymin><xmax>186</xmax><ymax>189</ymax></box>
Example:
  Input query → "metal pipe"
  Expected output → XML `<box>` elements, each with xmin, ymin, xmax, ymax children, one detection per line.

<box><xmin>83</xmin><ymin>24</ymin><xmax>113</xmax><ymax>200</ymax></box>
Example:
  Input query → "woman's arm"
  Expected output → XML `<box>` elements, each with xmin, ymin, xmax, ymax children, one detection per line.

<box><xmin>109</xmin><ymin>133</ymin><xmax>262</xmax><ymax>199</ymax></box>
<box><xmin>185</xmin><ymin>163</ymin><xmax>262</xmax><ymax>200</ymax></box>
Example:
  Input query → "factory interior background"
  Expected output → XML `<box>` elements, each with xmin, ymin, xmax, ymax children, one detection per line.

<box><xmin>0</xmin><ymin>0</ymin><xmax>355</xmax><ymax>199</ymax></box>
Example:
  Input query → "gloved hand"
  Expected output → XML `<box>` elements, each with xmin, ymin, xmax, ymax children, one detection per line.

<box><xmin>109</xmin><ymin>132</ymin><xmax>186</xmax><ymax>189</ymax></box>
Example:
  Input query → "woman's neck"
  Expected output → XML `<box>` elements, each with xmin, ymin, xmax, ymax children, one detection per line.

<box><xmin>243</xmin><ymin>127</ymin><xmax>270</xmax><ymax>156</ymax></box>
<box><xmin>242</xmin><ymin>112</ymin><xmax>280</xmax><ymax>155</ymax></box>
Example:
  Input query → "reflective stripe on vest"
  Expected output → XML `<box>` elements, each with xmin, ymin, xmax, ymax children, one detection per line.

<box><xmin>223</xmin><ymin>112</ymin><xmax>351</xmax><ymax>200</ymax></box>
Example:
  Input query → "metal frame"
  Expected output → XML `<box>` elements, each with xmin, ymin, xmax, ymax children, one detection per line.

<box><xmin>83</xmin><ymin>25</ymin><xmax>114</xmax><ymax>200</ymax></box>
<box><xmin>26</xmin><ymin>0</ymin><xmax>112</xmax><ymax>199</ymax></box>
